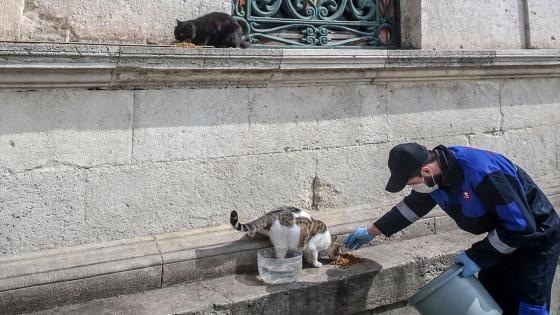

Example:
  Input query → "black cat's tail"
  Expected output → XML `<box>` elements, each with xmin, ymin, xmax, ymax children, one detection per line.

<box><xmin>239</xmin><ymin>40</ymin><xmax>251</xmax><ymax>49</ymax></box>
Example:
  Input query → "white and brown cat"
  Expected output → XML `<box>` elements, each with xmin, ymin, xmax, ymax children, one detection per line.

<box><xmin>230</xmin><ymin>206</ymin><xmax>342</xmax><ymax>267</ymax></box>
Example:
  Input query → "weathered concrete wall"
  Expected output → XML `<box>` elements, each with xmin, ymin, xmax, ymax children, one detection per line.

<box><xmin>1</xmin><ymin>0</ymin><xmax>230</xmax><ymax>44</ymax></box>
<box><xmin>400</xmin><ymin>0</ymin><xmax>526</xmax><ymax>49</ymax></box>
<box><xmin>0</xmin><ymin>60</ymin><xmax>559</xmax><ymax>255</ymax></box>
<box><xmin>422</xmin><ymin>0</ymin><xmax>526</xmax><ymax>50</ymax></box>
<box><xmin>0</xmin><ymin>0</ymin><xmax>25</xmax><ymax>41</ymax></box>
<box><xmin>399</xmin><ymin>0</ymin><xmax>560</xmax><ymax>49</ymax></box>
<box><xmin>1</xmin><ymin>0</ymin><xmax>559</xmax><ymax>49</ymax></box>
<box><xmin>526</xmin><ymin>0</ymin><xmax>560</xmax><ymax>48</ymax></box>
<box><xmin>399</xmin><ymin>0</ymin><xmax>421</xmax><ymax>49</ymax></box>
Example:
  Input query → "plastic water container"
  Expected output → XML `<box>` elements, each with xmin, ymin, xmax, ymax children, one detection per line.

<box><xmin>257</xmin><ymin>248</ymin><xmax>302</xmax><ymax>284</ymax></box>
<box><xmin>408</xmin><ymin>264</ymin><xmax>503</xmax><ymax>315</ymax></box>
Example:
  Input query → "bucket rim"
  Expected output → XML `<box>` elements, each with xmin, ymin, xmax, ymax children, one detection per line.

<box><xmin>408</xmin><ymin>264</ymin><xmax>464</xmax><ymax>306</ymax></box>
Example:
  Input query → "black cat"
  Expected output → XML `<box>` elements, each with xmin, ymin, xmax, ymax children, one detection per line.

<box><xmin>174</xmin><ymin>12</ymin><xmax>250</xmax><ymax>48</ymax></box>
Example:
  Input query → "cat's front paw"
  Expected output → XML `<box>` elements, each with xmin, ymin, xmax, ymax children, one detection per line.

<box><xmin>313</xmin><ymin>261</ymin><xmax>323</xmax><ymax>268</ymax></box>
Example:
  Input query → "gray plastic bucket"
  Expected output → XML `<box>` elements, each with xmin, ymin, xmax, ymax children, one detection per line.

<box><xmin>408</xmin><ymin>264</ymin><xmax>503</xmax><ymax>315</ymax></box>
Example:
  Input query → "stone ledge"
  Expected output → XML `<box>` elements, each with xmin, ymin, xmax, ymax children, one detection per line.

<box><xmin>29</xmin><ymin>231</ymin><xmax>485</xmax><ymax>315</ymax></box>
<box><xmin>0</xmin><ymin>204</ymin><xmax>447</xmax><ymax>314</ymax></box>
<box><xmin>32</xmin><ymin>231</ymin><xmax>559</xmax><ymax>315</ymax></box>
<box><xmin>0</xmin><ymin>43</ymin><xmax>559</xmax><ymax>88</ymax></box>
<box><xmin>0</xmin><ymin>175</ymin><xmax>557</xmax><ymax>313</ymax></box>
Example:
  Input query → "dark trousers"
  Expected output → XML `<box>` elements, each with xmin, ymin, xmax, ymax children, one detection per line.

<box><xmin>478</xmin><ymin>227</ymin><xmax>560</xmax><ymax>315</ymax></box>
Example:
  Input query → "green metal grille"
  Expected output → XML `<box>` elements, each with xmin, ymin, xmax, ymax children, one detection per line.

<box><xmin>232</xmin><ymin>0</ymin><xmax>400</xmax><ymax>49</ymax></box>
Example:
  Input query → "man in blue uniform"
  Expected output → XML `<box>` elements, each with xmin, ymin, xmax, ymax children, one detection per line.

<box><xmin>344</xmin><ymin>143</ymin><xmax>560</xmax><ymax>315</ymax></box>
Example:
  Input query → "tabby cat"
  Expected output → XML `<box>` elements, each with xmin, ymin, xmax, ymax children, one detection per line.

<box><xmin>230</xmin><ymin>206</ymin><xmax>342</xmax><ymax>267</ymax></box>
<box><xmin>174</xmin><ymin>12</ymin><xmax>250</xmax><ymax>48</ymax></box>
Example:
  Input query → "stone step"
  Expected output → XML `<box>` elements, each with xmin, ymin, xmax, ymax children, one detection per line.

<box><xmin>34</xmin><ymin>228</ymin><xmax>560</xmax><ymax>315</ymax></box>
<box><xmin>30</xmin><ymin>231</ymin><xmax>483</xmax><ymax>315</ymax></box>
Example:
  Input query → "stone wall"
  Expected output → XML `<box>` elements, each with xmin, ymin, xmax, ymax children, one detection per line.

<box><xmin>399</xmin><ymin>0</ymin><xmax>560</xmax><ymax>49</ymax></box>
<box><xmin>0</xmin><ymin>44</ymin><xmax>559</xmax><ymax>256</ymax></box>
<box><xmin>1</xmin><ymin>0</ymin><xmax>560</xmax><ymax>49</ymax></box>
<box><xmin>0</xmin><ymin>0</ymin><xmax>230</xmax><ymax>44</ymax></box>
<box><xmin>526</xmin><ymin>0</ymin><xmax>560</xmax><ymax>48</ymax></box>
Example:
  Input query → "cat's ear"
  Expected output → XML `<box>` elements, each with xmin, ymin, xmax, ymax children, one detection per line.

<box><xmin>176</xmin><ymin>19</ymin><xmax>182</xmax><ymax>25</ymax></box>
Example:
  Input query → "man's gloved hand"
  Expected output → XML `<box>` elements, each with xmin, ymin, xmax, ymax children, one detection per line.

<box><xmin>344</xmin><ymin>227</ymin><xmax>375</xmax><ymax>250</ymax></box>
<box><xmin>454</xmin><ymin>251</ymin><xmax>481</xmax><ymax>277</ymax></box>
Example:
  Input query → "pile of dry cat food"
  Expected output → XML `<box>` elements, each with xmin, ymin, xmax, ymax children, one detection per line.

<box><xmin>330</xmin><ymin>253</ymin><xmax>362</xmax><ymax>267</ymax></box>
<box><xmin>171</xmin><ymin>42</ymin><xmax>200</xmax><ymax>48</ymax></box>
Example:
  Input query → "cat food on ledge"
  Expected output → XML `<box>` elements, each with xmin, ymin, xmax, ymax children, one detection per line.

<box><xmin>330</xmin><ymin>253</ymin><xmax>362</xmax><ymax>267</ymax></box>
<box><xmin>171</xmin><ymin>42</ymin><xmax>209</xmax><ymax>48</ymax></box>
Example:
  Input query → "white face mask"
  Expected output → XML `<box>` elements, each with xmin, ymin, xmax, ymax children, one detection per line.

<box><xmin>410</xmin><ymin>172</ymin><xmax>439</xmax><ymax>194</ymax></box>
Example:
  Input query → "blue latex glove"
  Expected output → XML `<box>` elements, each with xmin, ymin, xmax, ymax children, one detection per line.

<box><xmin>344</xmin><ymin>227</ymin><xmax>375</xmax><ymax>250</ymax></box>
<box><xmin>454</xmin><ymin>251</ymin><xmax>481</xmax><ymax>277</ymax></box>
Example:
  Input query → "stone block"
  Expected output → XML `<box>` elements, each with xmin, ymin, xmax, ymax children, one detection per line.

<box><xmin>84</xmin><ymin>151</ymin><xmax>316</xmax><ymax>241</ymax></box>
<box><xmin>18</xmin><ymin>0</ymin><xmax>230</xmax><ymax>44</ymax></box>
<box><xmin>0</xmin><ymin>266</ymin><xmax>161</xmax><ymax>314</ymax></box>
<box><xmin>0</xmin><ymin>0</ymin><xmax>24</xmax><ymax>41</ymax></box>
<box><xmin>0</xmin><ymin>168</ymin><xmax>87</xmax><ymax>255</ymax></box>
<box><xmin>500</xmin><ymin>78</ymin><xmax>560</xmax><ymax>130</ymax></box>
<box><xmin>0</xmin><ymin>236</ymin><xmax>161</xmax><ymax>292</ymax></box>
<box><xmin>468</xmin><ymin>126</ymin><xmax>558</xmax><ymax>177</ymax></box>
<box><xmin>435</xmin><ymin>216</ymin><xmax>459</xmax><ymax>234</ymax></box>
<box><xmin>0</xmin><ymin>90</ymin><xmax>133</xmax><ymax>173</ymax></box>
<box><xmin>399</xmin><ymin>0</ymin><xmax>422</xmax><ymax>49</ymax></box>
<box><xmin>132</xmin><ymin>88</ymin><xmax>251</xmax><ymax>162</ymax></box>
<box><xmin>386</xmin><ymin>80</ymin><xmax>501</xmax><ymax>141</ymax></box>
<box><xmin>247</xmin><ymin>84</ymin><xmax>388</xmax><ymax>154</ymax></box>
<box><xmin>314</xmin><ymin>135</ymin><xmax>469</xmax><ymax>210</ymax></box>
<box><xmin>372</xmin><ymin>217</ymin><xmax>437</xmax><ymax>247</ymax></box>
<box><xmin>315</xmin><ymin>142</ymin><xmax>398</xmax><ymax>210</ymax></box>
<box><xmin>133</xmin><ymin>84</ymin><xmax>387</xmax><ymax>163</ymax></box>
<box><xmin>408</xmin><ymin>135</ymin><xmax>470</xmax><ymax>151</ymax></box>
<box><xmin>527</xmin><ymin>0</ymin><xmax>560</xmax><ymax>48</ymax></box>
<box><xmin>420</xmin><ymin>0</ymin><xmax>525</xmax><ymax>49</ymax></box>
<box><xmin>32</xmin><ymin>282</ymin><xmax>231</xmax><ymax>315</ymax></box>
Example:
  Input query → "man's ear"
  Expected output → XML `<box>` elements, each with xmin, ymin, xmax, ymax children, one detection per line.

<box><xmin>421</xmin><ymin>166</ymin><xmax>432</xmax><ymax>176</ymax></box>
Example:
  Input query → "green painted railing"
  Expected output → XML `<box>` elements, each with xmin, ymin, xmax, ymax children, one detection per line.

<box><xmin>232</xmin><ymin>0</ymin><xmax>400</xmax><ymax>49</ymax></box>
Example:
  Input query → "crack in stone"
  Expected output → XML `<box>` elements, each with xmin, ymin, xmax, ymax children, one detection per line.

<box><xmin>152</xmin><ymin>236</ymin><xmax>165</xmax><ymax>288</ymax></box>
<box><xmin>131</xmin><ymin>90</ymin><xmax>137</xmax><ymax>163</ymax></box>
<box><xmin>311</xmin><ymin>175</ymin><xmax>320</xmax><ymax>211</ymax></box>
<box><xmin>498</xmin><ymin>81</ymin><xmax>506</xmax><ymax>134</ymax></box>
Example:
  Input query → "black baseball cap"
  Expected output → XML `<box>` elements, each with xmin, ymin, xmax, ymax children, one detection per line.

<box><xmin>385</xmin><ymin>143</ymin><xmax>430</xmax><ymax>193</ymax></box>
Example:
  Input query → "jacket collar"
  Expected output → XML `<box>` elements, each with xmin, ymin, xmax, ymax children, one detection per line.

<box><xmin>433</xmin><ymin>145</ymin><xmax>463</xmax><ymax>194</ymax></box>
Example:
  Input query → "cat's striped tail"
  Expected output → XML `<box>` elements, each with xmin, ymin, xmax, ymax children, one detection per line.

<box><xmin>230</xmin><ymin>210</ymin><xmax>254</xmax><ymax>233</ymax></box>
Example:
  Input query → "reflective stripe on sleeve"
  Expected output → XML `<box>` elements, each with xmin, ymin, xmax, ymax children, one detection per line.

<box><xmin>396</xmin><ymin>200</ymin><xmax>419</xmax><ymax>223</ymax></box>
<box><xmin>488</xmin><ymin>230</ymin><xmax>517</xmax><ymax>254</ymax></box>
